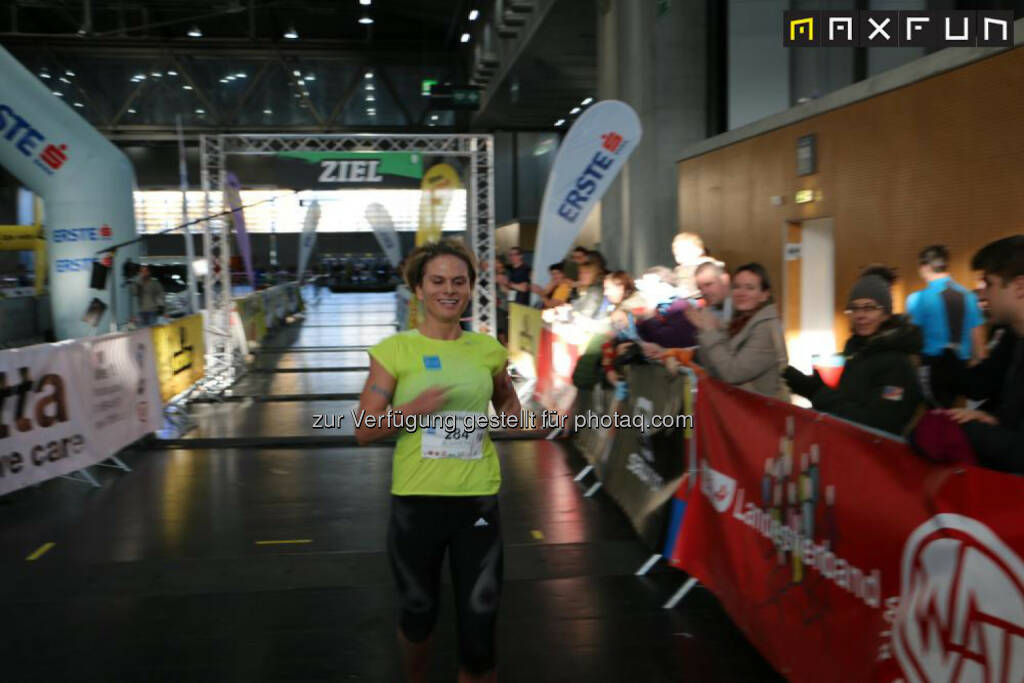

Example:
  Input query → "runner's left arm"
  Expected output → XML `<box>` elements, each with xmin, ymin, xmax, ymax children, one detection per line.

<box><xmin>491</xmin><ymin>362</ymin><xmax>522</xmax><ymax>418</ymax></box>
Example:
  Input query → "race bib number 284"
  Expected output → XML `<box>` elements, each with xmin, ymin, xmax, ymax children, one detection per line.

<box><xmin>421</xmin><ymin>412</ymin><xmax>486</xmax><ymax>460</ymax></box>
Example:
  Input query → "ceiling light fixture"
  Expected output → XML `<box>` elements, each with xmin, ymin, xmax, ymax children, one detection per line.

<box><xmin>365</xmin><ymin>71</ymin><xmax>373</xmax><ymax>79</ymax></box>
<box><xmin>40</xmin><ymin>72</ymin><xmax>51</xmax><ymax>79</ymax></box>
<box><xmin>167</xmin><ymin>70</ymin><xmax>178</xmax><ymax>76</ymax></box>
<box><xmin>59</xmin><ymin>77</ymin><xmax>71</xmax><ymax>84</ymax></box>
<box><xmin>581</xmin><ymin>97</ymin><xmax>593</xmax><ymax>105</ymax></box>
<box><xmin>358</xmin><ymin>12</ymin><xmax>373</xmax><ymax>25</ymax></box>
<box><xmin>469</xmin><ymin>9</ymin><xmax>479</xmax><ymax>21</ymax></box>
<box><xmin>236</xmin><ymin>72</ymin><xmax>246</xmax><ymax>78</ymax></box>
<box><xmin>305</xmin><ymin>75</ymin><xmax>316</xmax><ymax>81</ymax></box>
<box><xmin>554</xmin><ymin>118</ymin><xmax>565</xmax><ymax>126</ymax></box>
<box><xmin>195</xmin><ymin>108</ymin><xmax>205</xmax><ymax>114</ymax></box>
<box><xmin>152</xmin><ymin>72</ymin><xmax>162</xmax><ymax>78</ymax></box>
<box><xmin>366</xmin><ymin>95</ymin><xmax>375</xmax><ymax>102</ymax></box>
<box><xmin>360</xmin><ymin>0</ymin><xmax>372</xmax><ymax>5</ymax></box>
<box><xmin>460</xmin><ymin>32</ymin><xmax>470</xmax><ymax>43</ymax></box>
<box><xmin>128</xmin><ymin>108</ymin><xmax>137</xmax><ymax>114</ymax></box>
<box><xmin>183</xmin><ymin>85</ymin><xmax>193</xmax><ymax>90</ymax></box>
<box><xmin>187</xmin><ymin>25</ymin><xmax>202</xmax><ymax>37</ymax></box>
<box><xmin>570</xmin><ymin>107</ymin><xmax>581</xmax><ymax>114</ymax></box>
<box><xmin>65</xmin><ymin>70</ymin><xmax>75</xmax><ymax>77</ymax></box>
<box><xmin>365</xmin><ymin>83</ymin><xmax>375</xmax><ymax>91</ymax></box>
<box><xmin>263</xmin><ymin>109</ymin><xmax>272</xmax><ymax>114</ymax></box>
<box><xmin>132</xmin><ymin>73</ymin><xmax>146</xmax><ymax>80</ymax></box>
<box><xmin>53</xmin><ymin>92</ymin><xmax>62</xmax><ymax>97</ymax></box>
<box><xmin>284</xmin><ymin>26</ymin><xmax>299</xmax><ymax>39</ymax></box>
<box><xmin>73</xmin><ymin>102</ymin><xmax>84</xmax><ymax>108</ymax></box>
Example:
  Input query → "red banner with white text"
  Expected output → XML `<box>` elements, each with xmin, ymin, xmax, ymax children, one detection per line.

<box><xmin>668</xmin><ymin>376</ymin><xmax>1024</xmax><ymax>683</ymax></box>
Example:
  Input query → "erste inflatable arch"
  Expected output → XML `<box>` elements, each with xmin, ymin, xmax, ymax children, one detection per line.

<box><xmin>0</xmin><ymin>46</ymin><xmax>140</xmax><ymax>339</ymax></box>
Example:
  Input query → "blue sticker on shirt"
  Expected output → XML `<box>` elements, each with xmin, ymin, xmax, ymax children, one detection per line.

<box><xmin>423</xmin><ymin>355</ymin><xmax>442</xmax><ymax>370</ymax></box>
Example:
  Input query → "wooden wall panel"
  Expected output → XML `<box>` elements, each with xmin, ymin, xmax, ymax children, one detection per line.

<box><xmin>678</xmin><ymin>47</ymin><xmax>1024</xmax><ymax>346</ymax></box>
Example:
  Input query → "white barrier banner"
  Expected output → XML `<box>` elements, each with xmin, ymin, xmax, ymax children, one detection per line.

<box><xmin>0</xmin><ymin>330</ymin><xmax>161</xmax><ymax>497</ymax></box>
<box><xmin>0</xmin><ymin>341</ymin><xmax>96</xmax><ymax>495</ymax></box>
<box><xmin>533</xmin><ymin>100</ymin><xmax>642</xmax><ymax>289</ymax></box>
<box><xmin>80</xmin><ymin>330</ymin><xmax>162</xmax><ymax>456</ymax></box>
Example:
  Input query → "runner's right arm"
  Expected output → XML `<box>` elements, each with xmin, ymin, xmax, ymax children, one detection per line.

<box><xmin>354</xmin><ymin>357</ymin><xmax>447</xmax><ymax>445</ymax></box>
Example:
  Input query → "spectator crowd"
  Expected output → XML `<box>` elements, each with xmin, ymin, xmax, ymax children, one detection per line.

<box><xmin>489</xmin><ymin>234</ymin><xmax>1024</xmax><ymax>476</ymax></box>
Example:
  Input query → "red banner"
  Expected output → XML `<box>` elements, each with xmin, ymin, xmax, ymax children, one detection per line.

<box><xmin>533</xmin><ymin>326</ymin><xmax>581</xmax><ymax>416</ymax></box>
<box><xmin>669</xmin><ymin>376</ymin><xmax>1024</xmax><ymax>683</ymax></box>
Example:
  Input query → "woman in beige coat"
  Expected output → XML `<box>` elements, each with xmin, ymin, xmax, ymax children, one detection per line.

<box><xmin>685</xmin><ymin>262</ymin><xmax>789</xmax><ymax>398</ymax></box>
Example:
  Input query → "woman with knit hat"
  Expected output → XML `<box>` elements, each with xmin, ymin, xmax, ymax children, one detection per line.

<box><xmin>783</xmin><ymin>273</ymin><xmax>925</xmax><ymax>435</ymax></box>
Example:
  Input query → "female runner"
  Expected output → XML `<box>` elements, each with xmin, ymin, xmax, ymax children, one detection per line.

<box><xmin>355</xmin><ymin>239</ymin><xmax>521</xmax><ymax>683</ymax></box>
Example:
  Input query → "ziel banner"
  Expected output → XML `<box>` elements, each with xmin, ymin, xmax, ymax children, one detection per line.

<box><xmin>276</xmin><ymin>151</ymin><xmax>424</xmax><ymax>190</ymax></box>
<box><xmin>668</xmin><ymin>375</ymin><xmax>1024</xmax><ymax>683</ymax></box>
<box><xmin>151</xmin><ymin>314</ymin><xmax>205</xmax><ymax>402</ymax></box>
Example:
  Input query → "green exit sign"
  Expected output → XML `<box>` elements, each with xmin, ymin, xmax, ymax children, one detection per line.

<box><xmin>452</xmin><ymin>89</ymin><xmax>480</xmax><ymax>109</ymax></box>
<box><xmin>421</xmin><ymin>79</ymin><xmax>438</xmax><ymax>96</ymax></box>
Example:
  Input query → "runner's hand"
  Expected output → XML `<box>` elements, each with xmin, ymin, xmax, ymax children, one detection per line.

<box><xmin>407</xmin><ymin>386</ymin><xmax>448</xmax><ymax>416</ymax></box>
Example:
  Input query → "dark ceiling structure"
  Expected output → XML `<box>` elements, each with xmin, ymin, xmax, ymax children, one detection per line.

<box><xmin>0</xmin><ymin>0</ymin><xmax>597</xmax><ymax>136</ymax></box>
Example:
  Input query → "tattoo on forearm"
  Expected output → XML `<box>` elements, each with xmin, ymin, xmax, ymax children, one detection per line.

<box><xmin>370</xmin><ymin>384</ymin><xmax>393</xmax><ymax>401</ymax></box>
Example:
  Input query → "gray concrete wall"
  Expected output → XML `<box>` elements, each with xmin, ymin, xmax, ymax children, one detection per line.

<box><xmin>598</xmin><ymin>0</ymin><xmax>709</xmax><ymax>274</ymax></box>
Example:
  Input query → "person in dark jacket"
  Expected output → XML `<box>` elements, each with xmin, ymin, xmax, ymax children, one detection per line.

<box><xmin>784</xmin><ymin>274</ymin><xmax>925</xmax><ymax>436</ymax></box>
<box><xmin>943</xmin><ymin>236</ymin><xmax>1024</xmax><ymax>474</ymax></box>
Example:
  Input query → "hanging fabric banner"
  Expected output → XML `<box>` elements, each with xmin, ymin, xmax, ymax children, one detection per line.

<box><xmin>365</xmin><ymin>202</ymin><xmax>403</xmax><ymax>268</ymax></box>
<box><xmin>533</xmin><ymin>101</ymin><xmax>642</xmax><ymax>289</ymax></box>
<box><xmin>224</xmin><ymin>172</ymin><xmax>254</xmax><ymax>290</ymax></box>
<box><xmin>416</xmin><ymin>163</ymin><xmax>461</xmax><ymax>247</ymax></box>
<box><xmin>297</xmin><ymin>200</ymin><xmax>321</xmax><ymax>282</ymax></box>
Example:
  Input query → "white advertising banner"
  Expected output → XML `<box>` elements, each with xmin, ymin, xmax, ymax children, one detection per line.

<box><xmin>533</xmin><ymin>100</ymin><xmax>642</xmax><ymax>289</ymax></box>
<box><xmin>366</xmin><ymin>202</ymin><xmax>403</xmax><ymax>268</ymax></box>
<box><xmin>80</xmin><ymin>330</ymin><xmax>162</xmax><ymax>456</ymax></box>
<box><xmin>0</xmin><ymin>329</ymin><xmax>161</xmax><ymax>497</ymax></box>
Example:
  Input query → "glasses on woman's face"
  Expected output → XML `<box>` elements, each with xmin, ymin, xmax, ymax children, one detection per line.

<box><xmin>845</xmin><ymin>304</ymin><xmax>884</xmax><ymax>315</ymax></box>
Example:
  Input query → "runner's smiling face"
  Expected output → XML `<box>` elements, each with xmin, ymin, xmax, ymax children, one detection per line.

<box><xmin>417</xmin><ymin>254</ymin><xmax>471</xmax><ymax>323</ymax></box>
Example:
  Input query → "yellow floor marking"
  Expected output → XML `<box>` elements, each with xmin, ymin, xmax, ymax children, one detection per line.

<box><xmin>26</xmin><ymin>542</ymin><xmax>55</xmax><ymax>561</ymax></box>
<box><xmin>530</xmin><ymin>530</ymin><xmax>545</xmax><ymax>540</ymax></box>
<box><xmin>255</xmin><ymin>539</ymin><xmax>313</xmax><ymax>545</ymax></box>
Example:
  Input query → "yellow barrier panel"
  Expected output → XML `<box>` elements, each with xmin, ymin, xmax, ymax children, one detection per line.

<box><xmin>236</xmin><ymin>293</ymin><xmax>267</xmax><ymax>344</ymax></box>
<box><xmin>151</xmin><ymin>314</ymin><xmax>206</xmax><ymax>402</ymax></box>
<box><xmin>508</xmin><ymin>303</ymin><xmax>542</xmax><ymax>376</ymax></box>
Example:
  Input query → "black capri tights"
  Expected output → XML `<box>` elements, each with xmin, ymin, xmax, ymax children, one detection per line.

<box><xmin>387</xmin><ymin>494</ymin><xmax>503</xmax><ymax>674</ymax></box>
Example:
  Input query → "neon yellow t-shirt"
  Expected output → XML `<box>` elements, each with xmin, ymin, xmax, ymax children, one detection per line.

<box><xmin>368</xmin><ymin>329</ymin><xmax>508</xmax><ymax>496</ymax></box>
